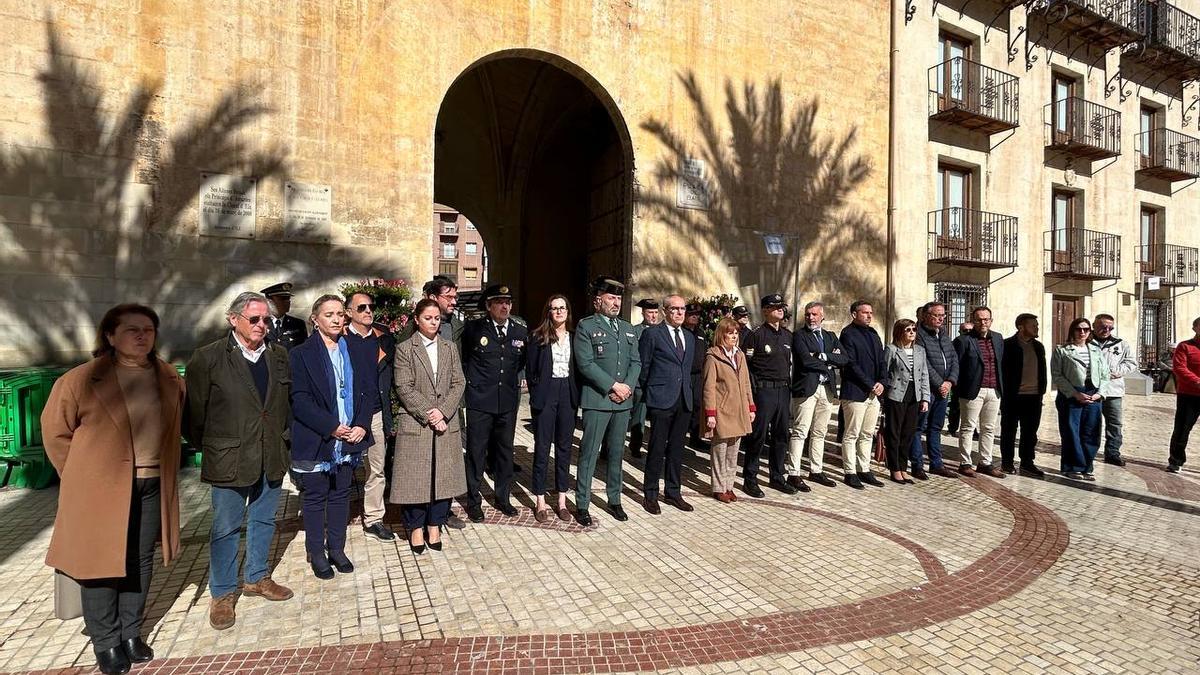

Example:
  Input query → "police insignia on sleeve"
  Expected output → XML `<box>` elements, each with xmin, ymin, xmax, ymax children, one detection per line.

<box><xmin>480</xmin><ymin>336</ymin><xmax>489</xmax><ymax>346</ymax></box>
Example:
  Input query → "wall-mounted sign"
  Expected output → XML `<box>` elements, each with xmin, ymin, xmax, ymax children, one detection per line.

<box><xmin>1147</xmin><ymin>276</ymin><xmax>1162</xmax><ymax>291</ymax></box>
<box><xmin>676</xmin><ymin>157</ymin><xmax>711</xmax><ymax>210</ymax></box>
<box><xmin>762</xmin><ymin>234</ymin><xmax>785</xmax><ymax>255</ymax></box>
<box><xmin>199</xmin><ymin>173</ymin><xmax>257</xmax><ymax>239</ymax></box>
<box><xmin>284</xmin><ymin>182</ymin><xmax>333</xmax><ymax>242</ymax></box>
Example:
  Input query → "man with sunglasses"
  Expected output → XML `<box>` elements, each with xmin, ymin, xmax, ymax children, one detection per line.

<box><xmin>186</xmin><ymin>291</ymin><xmax>295</xmax><ymax>631</ymax></box>
<box><xmin>261</xmin><ymin>282</ymin><xmax>308</xmax><ymax>351</ymax></box>
<box><xmin>343</xmin><ymin>292</ymin><xmax>397</xmax><ymax>541</ymax></box>
<box><xmin>1089</xmin><ymin>313</ymin><xmax>1139</xmax><ymax>467</ymax></box>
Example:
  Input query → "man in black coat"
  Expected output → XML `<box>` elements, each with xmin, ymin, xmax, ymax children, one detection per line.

<box><xmin>684</xmin><ymin>302</ymin><xmax>710</xmax><ymax>449</ymax></box>
<box><xmin>262</xmin><ymin>282</ymin><xmax>308</xmax><ymax>351</ymax></box>
<box><xmin>1000</xmin><ymin>313</ymin><xmax>1047</xmax><ymax>478</ymax></box>
<box><xmin>742</xmin><ymin>294</ymin><xmax>796</xmax><ymax>497</ymax></box>
<box><xmin>638</xmin><ymin>295</ymin><xmax>697</xmax><ymax>514</ymax></box>
<box><xmin>838</xmin><ymin>300</ymin><xmax>888</xmax><ymax>489</ymax></box>
<box><xmin>461</xmin><ymin>284</ymin><xmax>528</xmax><ymax>521</ymax></box>
<box><xmin>952</xmin><ymin>306</ymin><xmax>1006</xmax><ymax>478</ymax></box>
<box><xmin>787</xmin><ymin>301</ymin><xmax>848</xmax><ymax>489</ymax></box>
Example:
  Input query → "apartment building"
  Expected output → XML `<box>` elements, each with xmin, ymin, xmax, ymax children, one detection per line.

<box><xmin>432</xmin><ymin>204</ymin><xmax>487</xmax><ymax>292</ymax></box>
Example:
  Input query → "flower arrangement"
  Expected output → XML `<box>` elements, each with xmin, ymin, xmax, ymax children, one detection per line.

<box><xmin>687</xmin><ymin>293</ymin><xmax>740</xmax><ymax>339</ymax></box>
<box><xmin>338</xmin><ymin>278</ymin><xmax>414</xmax><ymax>334</ymax></box>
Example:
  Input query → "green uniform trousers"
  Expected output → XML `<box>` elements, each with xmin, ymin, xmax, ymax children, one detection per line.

<box><xmin>576</xmin><ymin>408</ymin><xmax>630</xmax><ymax>508</ymax></box>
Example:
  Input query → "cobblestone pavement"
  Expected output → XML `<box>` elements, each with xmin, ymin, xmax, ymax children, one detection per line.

<box><xmin>1</xmin><ymin>392</ymin><xmax>1197</xmax><ymax>673</ymax></box>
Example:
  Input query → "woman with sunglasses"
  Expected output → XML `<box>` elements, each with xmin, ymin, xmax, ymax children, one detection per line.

<box><xmin>526</xmin><ymin>294</ymin><xmax>580</xmax><ymax>522</ymax></box>
<box><xmin>1050</xmin><ymin>317</ymin><xmax>1110</xmax><ymax>480</ymax></box>
<box><xmin>881</xmin><ymin>319</ymin><xmax>930</xmax><ymax>484</ymax></box>
<box><xmin>289</xmin><ymin>295</ymin><xmax>376</xmax><ymax>578</ymax></box>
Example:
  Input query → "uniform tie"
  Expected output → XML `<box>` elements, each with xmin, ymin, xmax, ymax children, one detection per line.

<box><xmin>497</xmin><ymin>323</ymin><xmax>506</xmax><ymax>341</ymax></box>
<box><xmin>673</xmin><ymin>327</ymin><xmax>685</xmax><ymax>358</ymax></box>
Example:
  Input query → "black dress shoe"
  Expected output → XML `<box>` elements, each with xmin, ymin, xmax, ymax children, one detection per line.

<box><xmin>664</xmin><ymin>495</ymin><xmax>695</xmax><ymax>512</ymax></box>
<box><xmin>787</xmin><ymin>476</ymin><xmax>812</xmax><ymax>492</ymax></box>
<box><xmin>643</xmin><ymin>498</ymin><xmax>661</xmax><ymax>515</ymax></box>
<box><xmin>427</xmin><ymin>526</ymin><xmax>444</xmax><ymax>551</ymax></box>
<box><xmin>630</xmin><ymin>447</ymin><xmax>643</xmax><ymax>458</ymax></box>
<box><xmin>95</xmin><ymin>646</ymin><xmax>131</xmax><ymax>674</ymax></box>
<box><xmin>844</xmin><ymin>474</ymin><xmax>865</xmax><ymax>490</ymax></box>
<box><xmin>497</xmin><ymin>503</ymin><xmax>519</xmax><ymax>517</ymax></box>
<box><xmin>1019</xmin><ymin>464</ymin><xmax>1046</xmax><ymax>478</ymax></box>
<box><xmin>809</xmin><ymin>472</ymin><xmax>837</xmax><ymax>487</ymax></box>
<box><xmin>743</xmin><ymin>483</ymin><xmax>765</xmax><ymax>498</ymax></box>
<box><xmin>121</xmin><ymin>637</ymin><xmax>153</xmax><ymax>663</ymax></box>
<box><xmin>1001</xmin><ymin>463</ymin><xmax>1017</xmax><ymax>475</ymax></box>
<box><xmin>327</xmin><ymin>550</ymin><xmax>354</xmax><ymax>574</ymax></box>
<box><xmin>363</xmin><ymin>522</ymin><xmax>396</xmax><ymax>541</ymax></box>
<box><xmin>1104</xmin><ymin>456</ymin><xmax>1126</xmax><ymax>467</ymax></box>
<box><xmin>575</xmin><ymin>509</ymin><xmax>593</xmax><ymax>526</ymax></box>
<box><xmin>769</xmin><ymin>479</ymin><xmax>797</xmax><ymax>495</ymax></box>
<box><xmin>467</xmin><ymin>506</ymin><xmax>486</xmax><ymax>523</ymax></box>
<box><xmin>310</xmin><ymin>561</ymin><xmax>335</xmax><ymax>580</ymax></box>
<box><xmin>608</xmin><ymin>504</ymin><xmax>629</xmax><ymax>521</ymax></box>
<box><xmin>911</xmin><ymin>469</ymin><xmax>929</xmax><ymax>481</ymax></box>
<box><xmin>858</xmin><ymin>471</ymin><xmax>883</xmax><ymax>487</ymax></box>
<box><xmin>512</xmin><ymin>462</ymin><xmax>523</xmax><ymax>473</ymax></box>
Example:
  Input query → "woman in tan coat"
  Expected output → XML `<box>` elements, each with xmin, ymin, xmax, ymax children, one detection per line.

<box><xmin>41</xmin><ymin>304</ymin><xmax>184</xmax><ymax>675</ymax></box>
<box><xmin>701</xmin><ymin>317</ymin><xmax>756</xmax><ymax>502</ymax></box>
<box><xmin>391</xmin><ymin>298</ymin><xmax>467</xmax><ymax>554</ymax></box>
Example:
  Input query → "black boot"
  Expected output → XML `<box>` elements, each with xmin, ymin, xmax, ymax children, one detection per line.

<box><xmin>95</xmin><ymin>646</ymin><xmax>131</xmax><ymax>674</ymax></box>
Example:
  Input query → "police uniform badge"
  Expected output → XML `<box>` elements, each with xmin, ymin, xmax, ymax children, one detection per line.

<box><xmin>480</xmin><ymin>336</ymin><xmax>489</xmax><ymax>346</ymax></box>
<box><xmin>512</xmin><ymin>339</ymin><xmax>524</xmax><ymax>348</ymax></box>
<box><xmin>764</xmin><ymin>344</ymin><xmax>772</xmax><ymax>354</ymax></box>
<box><xmin>745</xmin><ymin>348</ymin><xmax>755</xmax><ymax>356</ymax></box>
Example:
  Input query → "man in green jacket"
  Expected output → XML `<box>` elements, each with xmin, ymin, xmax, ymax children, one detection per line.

<box><xmin>573</xmin><ymin>276</ymin><xmax>641</xmax><ymax>526</ymax></box>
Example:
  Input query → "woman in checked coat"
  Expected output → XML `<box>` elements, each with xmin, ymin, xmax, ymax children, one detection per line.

<box><xmin>391</xmin><ymin>298</ymin><xmax>467</xmax><ymax>554</ymax></box>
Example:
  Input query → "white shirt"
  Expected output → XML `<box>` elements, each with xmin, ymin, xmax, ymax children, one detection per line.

<box><xmin>551</xmin><ymin>336</ymin><xmax>571</xmax><ymax>378</ymax></box>
<box><xmin>722</xmin><ymin>347</ymin><xmax>739</xmax><ymax>371</ymax></box>
<box><xmin>421</xmin><ymin>334</ymin><xmax>439</xmax><ymax>382</ymax></box>
<box><xmin>231</xmin><ymin>331</ymin><xmax>266</xmax><ymax>363</ymax></box>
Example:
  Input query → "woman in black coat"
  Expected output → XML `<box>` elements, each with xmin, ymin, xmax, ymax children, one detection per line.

<box><xmin>525</xmin><ymin>294</ymin><xmax>580</xmax><ymax>522</ymax></box>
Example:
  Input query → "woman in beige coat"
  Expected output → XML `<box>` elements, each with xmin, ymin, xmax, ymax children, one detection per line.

<box><xmin>391</xmin><ymin>298</ymin><xmax>467</xmax><ymax>554</ymax></box>
<box><xmin>701</xmin><ymin>317</ymin><xmax>756</xmax><ymax>502</ymax></box>
<box><xmin>41</xmin><ymin>304</ymin><xmax>184</xmax><ymax>674</ymax></box>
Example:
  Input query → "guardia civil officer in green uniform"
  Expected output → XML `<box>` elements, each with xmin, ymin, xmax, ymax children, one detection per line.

<box><xmin>573</xmin><ymin>276</ymin><xmax>641</xmax><ymax>526</ymax></box>
<box><xmin>627</xmin><ymin>298</ymin><xmax>662</xmax><ymax>459</ymax></box>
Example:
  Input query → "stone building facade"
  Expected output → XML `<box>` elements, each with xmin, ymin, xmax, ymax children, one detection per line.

<box><xmin>0</xmin><ymin>0</ymin><xmax>890</xmax><ymax>366</ymax></box>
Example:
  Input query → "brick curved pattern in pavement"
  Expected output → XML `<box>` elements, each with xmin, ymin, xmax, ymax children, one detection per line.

<box><xmin>25</xmin><ymin>477</ymin><xmax>1067</xmax><ymax>675</ymax></box>
<box><xmin>1122</xmin><ymin>462</ymin><xmax>1200</xmax><ymax>502</ymax></box>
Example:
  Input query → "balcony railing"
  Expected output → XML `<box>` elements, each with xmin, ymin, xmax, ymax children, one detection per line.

<box><xmin>928</xmin><ymin>57</ymin><xmax>1020</xmax><ymax>133</ymax></box>
<box><xmin>1043</xmin><ymin>97</ymin><xmax>1122</xmax><ymax>159</ymax></box>
<box><xmin>927</xmin><ymin>208</ymin><xmax>1019</xmax><ymax>269</ymax></box>
<box><xmin>1044</xmin><ymin>228</ymin><xmax>1121</xmax><ymax>280</ymax></box>
<box><xmin>1135</xmin><ymin>128</ymin><xmax>1200</xmax><ymax>181</ymax></box>
<box><xmin>439</xmin><ymin>250</ymin><xmax>458</xmax><ymax>260</ymax></box>
<box><xmin>1138</xmin><ymin>242</ymin><xmax>1199</xmax><ymax>286</ymax></box>
<box><xmin>1129</xmin><ymin>1</ymin><xmax>1200</xmax><ymax>81</ymax></box>
<box><xmin>1029</xmin><ymin>1</ymin><xmax>1146</xmax><ymax>49</ymax></box>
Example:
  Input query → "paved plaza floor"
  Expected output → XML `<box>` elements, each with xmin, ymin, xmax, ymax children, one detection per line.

<box><xmin>1</xmin><ymin>392</ymin><xmax>1198</xmax><ymax>674</ymax></box>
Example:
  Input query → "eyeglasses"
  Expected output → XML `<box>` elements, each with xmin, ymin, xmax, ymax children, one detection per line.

<box><xmin>666</xmin><ymin>306</ymin><xmax>686</xmax><ymax>312</ymax></box>
<box><xmin>240</xmin><ymin>314</ymin><xmax>270</xmax><ymax>325</ymax></box>
<box><xmin>1095</xmin><ymin>325</ymin><xmax>1113</xmax><ymax>331</ymax></box>
<box><xmin>550</xmin><ymin>306</ymin><xmax>568</xmax><ymax>312</ymax></box>
<box><xmin>355</xmin><ymin>303</ymin><xmax>375</xmax><ymax>313</ymax></box>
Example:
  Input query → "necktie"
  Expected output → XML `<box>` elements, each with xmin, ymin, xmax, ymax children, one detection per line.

<box><xmin>673</xmin><ymin>328</ymin><xmax>685</xmax><ymax>358</ymax></box>
<box><xmin>610</xmin><ymin>318</ymin><xmax>618</xmax><ymax>332</ymax></box>
<box><xmin>497</xmin><ymin>323</ymin><xmax>506</xmax><ymax>341</ymax></box>
<box><xmin>814</xmin><ymin>329</ymin><xmax>824</xmax><ymax>353</ymax></box>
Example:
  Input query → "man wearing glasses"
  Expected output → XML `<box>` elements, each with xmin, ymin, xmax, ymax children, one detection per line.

<box><xmin>1089</xmin><ymin>313</ymin><xmax>1139</xmax><ymax>467</ymax></box>
<box><xmin>186</xmin><ymin>291</ymin><xmax>295</xmax><ymax>631</ymax></box>
<box><xmin>343</xmin><ymin>292</ymin><xmax>397</xmax><ymax>541</ymax></box>
<box><xmin>399</xmin><ymin>275</ymin><xmax>465</xmax><ymax>348</ymax></box>
<box><xmin>261</xmin><ymin>282</ymin><xmax>308</xmax><ymax>351</ymax></box>
<box><xmin>952</xmin><ymin>306</ymin><xmax>1006</xmax><ymax>478</ymax></box>
<box><xmin>637</xmin><ymin>295</ymin><xmax>697</xmax><ymax>514</ymax></box>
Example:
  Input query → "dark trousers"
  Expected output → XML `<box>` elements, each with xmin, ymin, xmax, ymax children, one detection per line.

<box><xmin>1000</xmin><ymin>394</ymin><xmax>1043</xmax><ymax>467</ymax></box>
<box><xmin>531</xmin><ymin>378</ymin><xmax>577</xmax><ymax>495</ymax></box>
<box><xmin>465</xmin><ymin>408</ymin><xmax>517</xmax><ymax>509</ymax></box>
<box><xmin>947</xmin><ymin>393</ymin><xmax>961</xmax><ymax>434</ymax></box>
<box><xmin>402</xmin><ymin>499</ymin><xmax>451</xmax><ymax>530</ymax></box>
<box><xmin>1056</xmin><ymin>388</ymin><xmax>1101</xmax><ymax>474</ymax></box>
<box><xmin>882</xmin><ymin>398</ymin><xmax>918</xmax><ymax>472</ymax></box>
<box><xmin>80</xmin><ymin>477</ymin><xmax>160</xmax><ymax>652</ymax></box>
<box><xmin>910</xmin><ymin>396</ymin><xmax>948</xmax><ymax>471</ymax></box>
<box><xmin>1169</xmin><ymin>394</ymin><xmax>1200</xmax><ymax>468</ymax></box>
<box><xmin>298</xmin><ymin>464</ymin><xmax>352</xmax><ymax>564</ymax></box>
<box><xmin>743</xmin><ymin>385</ymin><xmax>790</xmax><ymax>485</ymax></box>
<box><xmin>645</xmin><ymin>395</ymin><xmax>691</xmax><ymax>499</ymax></box>
<box><xmin>629</xmin><ymin>423</ymin><xmax>645</xmax><ymax>454</ymax></box>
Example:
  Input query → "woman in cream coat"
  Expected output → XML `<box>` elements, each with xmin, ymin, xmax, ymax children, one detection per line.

<box><xmin>1050</xmin><ymin>317</ymin><xmax>1110</xmax><ymax>480</ymax></box>
<box><xmin>701</xmin><ymin>317</ymin><xmax>756</xmax><ymax>502</ymax></box>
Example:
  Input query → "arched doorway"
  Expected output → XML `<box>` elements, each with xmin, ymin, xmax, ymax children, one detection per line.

<box><xmin>433</xmin><ymin>50</ymin><xmax>633</xmax><ymax>320</ymax></box>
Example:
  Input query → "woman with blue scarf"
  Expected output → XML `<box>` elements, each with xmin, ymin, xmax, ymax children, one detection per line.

<box><xmin>290</xmin><ymin>295</ymin><xmax>376</xmax><ymax>579</ymax></box>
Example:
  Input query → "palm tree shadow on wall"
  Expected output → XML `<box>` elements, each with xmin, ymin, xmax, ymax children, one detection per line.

<box><xmin>637</xmin><ymin>72</ymin><xmax>885</xmax><ymax>309</ymax></box>
<box><xmin>0</xmin><ymin>22</ymin><xmax>396</xmax><ymax>365</ymax></box>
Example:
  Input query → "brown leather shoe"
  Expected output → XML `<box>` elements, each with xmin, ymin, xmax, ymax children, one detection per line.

<box><xmin>714</xmin><ymin>491</ymin><xmax>733</xmax><ymax>503</ymax></box>
<box><xmin>958</xmin><ymin>464</ymin><xmax>976</xmax><ymax>477</ymax></box>
<box><xmin>931</xmin><ymin>466</ymin><xmax>958</xmax><ymax>478</ymax></box>
<box><xmin>209</xmin><ymin>593</ymin><xmax>237</xmax><ymax>630</ymax></box>
<box><xmin>242</xmin><ymin>577</ymin><xmax>294</xmax><ymax>601</ymax></box>
<box><xmin>977</xmin><ymin>463</ymin><xmax>1006</xmax><ymax>479</ymax></box>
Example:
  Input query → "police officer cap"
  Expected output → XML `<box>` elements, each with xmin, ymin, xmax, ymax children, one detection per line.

<box><xmin>260</xmin><ymin>282</ymin><xmax>294</xmax><ymax>298</ymax></box>
<box><xmin>482</xmin><ymin>284</ymin><xmax>513</xmax><ymax>303</ymax></box>
<box><xmin>685</xmin><ymin>302</ymin><xmax>703</xmax><ymax>315</ymax></box>
<box><xmin>761</xmin><ymin>293</ymin><xmax>786</xmax><ymax>308</ymax></box>
<box><xmin>590</xmin><ymin>276</ymin><xmax>625</xmax><ymax>296</ymax></box>
<box><xmin>636</xmin><ymin>298</ymin><xmax>660</xmax><ymax>310</ymax></box>
<box><xmin>732</xmin><ymin>305</ymin><xmax>750</xmax><ymax>319</ymax></box>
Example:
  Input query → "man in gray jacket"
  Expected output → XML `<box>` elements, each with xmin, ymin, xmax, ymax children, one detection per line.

<box><xmin>1090</xmin><ymin>313</ymin><xmax>1140</xmax><ymax>466</ymax></box>
<box><xmin>912</xmin><ymin>301</ymin><xmax>958</xmax><ymax>478</ymax></box>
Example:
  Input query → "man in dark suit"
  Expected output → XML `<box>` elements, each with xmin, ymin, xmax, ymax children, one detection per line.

<box><xmin>1000</xmin><ymin>313</ymin><xmax>1046</xmax><ymax>478</ymax></box>
<box><xmin>952</xmin><ymin>306</ymin><xmax>1006</xmax><ymax>478</ymax></box>
<box><xmin>461</xmin><ymin>284</ymin><xmax>527</xmax><ymax>521</ymax></box>
<box><xmin>344</xmin><ymin>291</ymin><xmax>398</xmax><ymax>541</ymax></box>
<box><xmin>638</xmin><ymin>295</ymin><xmax>697</xmax><ymax>514</ymax></box>
<box><xmin>787</xmin><ymin>301</ymin><xmax>848</xmax><ymax>489</ymax></box>
<box><xmin>262</xmin><ymin>282</ymin><xmax>307</xmax><ymax>351</ymax></box>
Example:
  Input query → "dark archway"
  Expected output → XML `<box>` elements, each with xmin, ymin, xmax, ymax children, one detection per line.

<box><xmin>433</xmin><ymin>50</ymin><xmax>633</xmax><ymax>319</ymax></box>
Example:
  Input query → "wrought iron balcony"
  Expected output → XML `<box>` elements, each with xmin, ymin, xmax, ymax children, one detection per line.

<box><xmin>1135</xmin><ymin>128</ymin><xmax>1200</xmax><ymax>181</ymax></box>
<box><xmin>928</xmin><ymin>57</ymin><xmax>1020</xmax><ymax>133</ymax></box>
<box><xmin>927</xmin><ymin>208</ymin><xmax>1019</xmax><ymax>269</ymax></box>
<box><xmin>1044</xmin><ymin>228</ymin><xmax>1121</xmax><ymax>280</ymax></box>
<box><xmin>1029</xmin><ymin>0</ymin><xmax>1147</xmax><ymax>50</ymax></box>
<box><xmin>1043</xmin><ymin>97</ymin><xmax>1121</xmax><ymax>160</ymax></box>
<box><xmin>1138</xmin><ymin>242</ymin><xmax>1199</xmax><ymax>286</ymax></box>
<box><xmin>1127</xmin><ymin>1</ymin><xmax>1200</xmax><ymax>81</ymax></box>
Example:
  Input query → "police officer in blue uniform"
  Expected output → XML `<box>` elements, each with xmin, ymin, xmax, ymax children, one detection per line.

<box><xmin>741</xmin><ymin>293</ymin><xmax>798</xmax><ymax>497</ymax></box>
<box><xmin>262</xmin><ymin>282</ymin><xmax>308</xmax><ymax>351</ymax></box>
<box><xmin>461</xmin><ymin>284</ymin><xmax>528</xmax><ymax>521</ymax></box>
<box><xmin>627</xmin><ymin>298</ymin><xmax>661</xmax><ymax>459</ymax></box>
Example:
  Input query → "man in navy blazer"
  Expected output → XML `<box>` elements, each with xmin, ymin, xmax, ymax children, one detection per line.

<box><xmin>637</xmin><ymin>294</ymin><xmax>697</xmax><ymax>514</ymax></box>
<box><xmin>461</xmin><ymin>284</ymin><xmax>528</xmax><ymax>521</ymax></box>
<box><xmin>952</xmin><ymin>306</ymin><xmax>1006</xmax><ymax>478</ymax></box>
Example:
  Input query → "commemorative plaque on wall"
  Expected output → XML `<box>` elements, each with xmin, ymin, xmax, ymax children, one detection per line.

<box><xmin>283</xmin><ymin>181</ymin><xmax>333</xmax><ymax>242</ymax></box>
<box><xmin>198</xmin><ymin>173</ymin><xmax>257</xmax><ymax>238</ymax></box>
